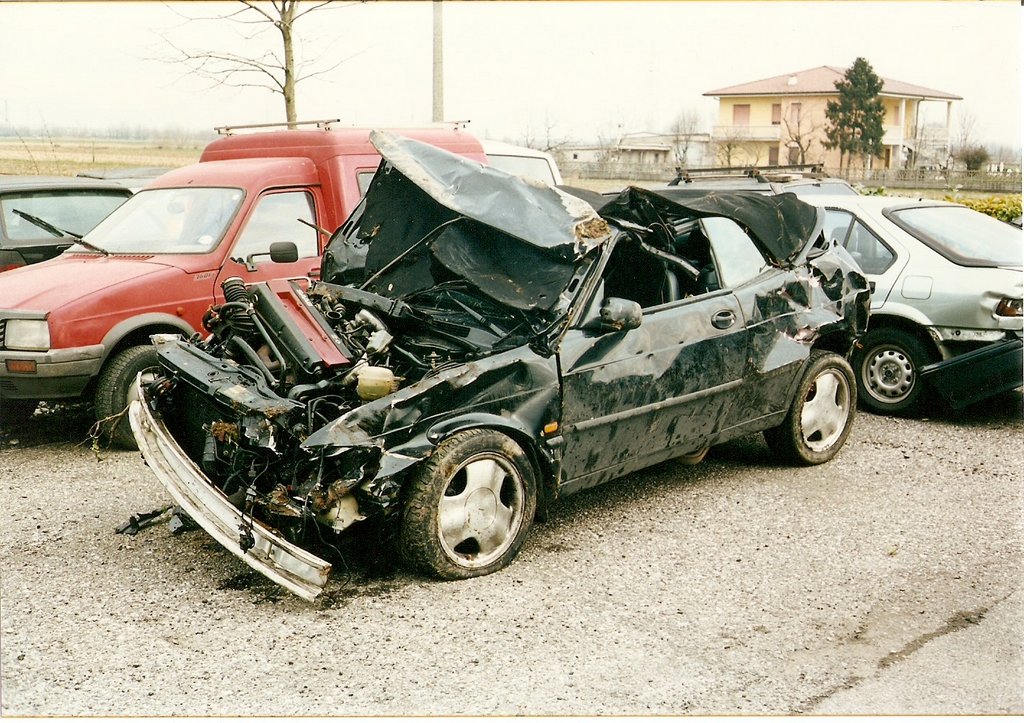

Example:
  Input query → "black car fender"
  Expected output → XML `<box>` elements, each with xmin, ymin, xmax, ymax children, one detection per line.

<box><xmin>357</xmin><ymin>411</ymin><xmax>559</xmax><ymax>520</ymax></box>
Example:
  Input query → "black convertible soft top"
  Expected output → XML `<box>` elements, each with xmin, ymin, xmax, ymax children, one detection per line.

<box><xmin>353</xmin><ymin>132</ymin><xmax>822</xmax><ymax>314</ymax></box>
<box><xmin>597</xmin><ymin>186</ymin><xmax>821</xmax><ymax>267</ymax></box>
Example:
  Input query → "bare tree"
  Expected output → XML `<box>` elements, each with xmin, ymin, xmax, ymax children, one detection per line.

<box><xmin>161</xmin><ymin>1</ymin><xmax>359</xmax><ymax>124</ymax></box>
<box><xmin>713</xmin><ymin>127</ymin><xmax>762</xmax><ymax>167</ymax></box>
<box><xmin>667</xmin><ymin>107</ymin><xmax>701</xmax><ymax>167</ymax></box>
<box><xmin>951</xmin><ymin>107</ymin><xmax>978</xmax><ymax>155</ymax></box>
<box><xmin>950</xmin><ymin>108</ymin><xmax>990</xmax><ymax>171</ymax></box>
<box><xmin>520</xmin><ymin>114</ymin><xmax>566</xmax><ymax>155</ymax></box>
<box><xmin>781</xmin><ymin>101</ymin><xmax>822</xmax><ymax>165</ymax></box>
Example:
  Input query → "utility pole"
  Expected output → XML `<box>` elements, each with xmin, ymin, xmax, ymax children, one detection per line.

<box><xmin>432</xmin><ymin>0</ymin><xmax>444</xmax><ymax>123</ymax></box>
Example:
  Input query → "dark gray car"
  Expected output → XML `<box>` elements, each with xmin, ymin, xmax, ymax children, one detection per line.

<box><xmin>130</xmin><ymin>132</ymin><xmax>870</xmax><ymax>601</ymax></box>
<box><xmin>0</xmin><ymin>176</ymin><xmax>131</xmax><ymax>271</ymax></box>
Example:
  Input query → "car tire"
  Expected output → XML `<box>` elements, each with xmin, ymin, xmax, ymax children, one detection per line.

<box><xmin>853</xmin><ymin>328</ymin><xmax>933</xmax><ymax>415</ymax></box>
<box><xmin>764</xmin><ymin>350</ymin><xmax>856</xmax><ymax>466</ymax></box>
<box><xmin>398</xmin><ymin>429</ymin><xmax>537</xmax><ymax>579</ymax></box>
<box><xmin>1</xmin><ymin>398</ymin><xmax>38</xmax><ymax>427</ymax></box>
<box><xmin>94</xmin><ymin>345</ymin><xmax>160</xmax><ymax>449</ymax></box>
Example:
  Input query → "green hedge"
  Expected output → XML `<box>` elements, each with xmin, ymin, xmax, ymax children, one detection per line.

<box><xmin>943</xmin><ymin>194</ymin><xmax>1022</xmax><ymax>223</ymax></box>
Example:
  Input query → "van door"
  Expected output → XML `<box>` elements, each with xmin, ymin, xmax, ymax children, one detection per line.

<box><xmin>215</xmin><ymin>190</ymin><xmax>324</xmax><ymax>293</ymax></box>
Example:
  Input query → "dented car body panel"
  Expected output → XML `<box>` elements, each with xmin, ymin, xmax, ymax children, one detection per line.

<box><xmin>131</xmin><ymin>131</ymin><xmax>869</xmax><ymax>600</ymax></box>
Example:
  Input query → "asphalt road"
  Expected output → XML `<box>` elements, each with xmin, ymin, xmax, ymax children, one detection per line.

<box><xmin>1</xmin><ymin>393</ymin><xmax>1021</xmax><ymax>716</ymax></box>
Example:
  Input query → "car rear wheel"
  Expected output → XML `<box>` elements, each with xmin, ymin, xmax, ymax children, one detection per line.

<box><xmin>764</xmin><ymin>350</ymin><xmax>856</xmax><ymax>465</ymax></box>
<box><xmin>399</xmin><ymin>429</ymin><xmax>537</xmax><ymax>579</ymax></box>
<box><xmin>853</xmin><ymin>328</ymin><xmax>932</xmax><ymax>415</ymax></box>
<box><xmin>94</xmin><ymin>345</ymin><xmax>160</xmax><ymax>449</ymax></box>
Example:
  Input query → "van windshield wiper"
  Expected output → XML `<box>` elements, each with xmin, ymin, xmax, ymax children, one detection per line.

<box><xmin>12</xmin><ymin>209</ymin><xmax>109</xmax><ymax>255</ymax></box>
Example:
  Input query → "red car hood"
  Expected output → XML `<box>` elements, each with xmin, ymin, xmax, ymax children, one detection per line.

<box><xmin>0</xmin><ymin>254</ymin><xmax>204</xmax><ymax>312</ymax></box>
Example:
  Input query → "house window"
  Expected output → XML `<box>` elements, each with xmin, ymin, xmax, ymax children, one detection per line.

<box><xmin>771</xmin><ymin>104</ymin><xmax>781</xmax><ymax>125</ymax></box>
<box><xmin>789</xmin><ymin>102</ymin><xmax>802</xmax><ymax>125</ymax></box>
<box><xmin>788</xmin><ymin>145</ymin><xmax>801</xmax><ymax>164</ymax></box>
<box><xmin>768</xmin><ymin>147</ymin><xmax>779</xmax><ymax>165</ymax></box>
<box><xmin>732</xmin><ymin>104</ymin><xmax>750</xmax><ymax>126</ymax></box>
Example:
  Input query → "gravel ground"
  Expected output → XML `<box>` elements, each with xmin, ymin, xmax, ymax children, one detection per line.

<box><xmin>1</xmin><ymin>392</ymin><xmax>1021</xmax><ymax>716</ymax></box>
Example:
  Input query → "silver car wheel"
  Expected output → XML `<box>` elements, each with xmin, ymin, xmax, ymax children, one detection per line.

<box><xmin>437</xmin><ymin>453</ymin><xmax>527</xmax><ymax>570</ymax></box>
<box><xmin>865</xmin><ymin>346</ymin><xmax>915</xmax><ymax>403</ymax></box>
<box><xmin>800</xmin><ymin>368</ymin><xmax>851</xmax><ymax>452</ymax></box>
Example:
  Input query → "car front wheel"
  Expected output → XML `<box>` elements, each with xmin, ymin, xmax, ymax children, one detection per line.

<box><xmin>853</xmin><ymin>328</ymin><xmax>932</xmax><ymax>415</ymax></box>
<box><xmin>764</xmin><ymin>350</ymin><xmax>856</xmax><ymax>465</ymax></box>
<box><xmin>94</xmin><ymin>345</ymin><xmax>160</xmax><ymax>449</ymax></box>
<box><xmin>399</xmin><ymin>429</ymin><xmax>537</xmax><ymax>579</ymax></box>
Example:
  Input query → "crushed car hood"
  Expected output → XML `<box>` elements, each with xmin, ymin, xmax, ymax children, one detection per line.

<box><xmin>351</xmin><ymin>131</ymin><xmax>610</xmax><ymax>313</ymax></box>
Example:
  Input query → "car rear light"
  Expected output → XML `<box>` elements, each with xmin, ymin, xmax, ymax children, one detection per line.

<box><xmin>995</xmin><ymin>298</ymin><xmax>1023</xmax><ymax>317</ymax></box>
<box><xmin>0</xmin><ymin>249</ymin><xmax>25</xmax><ymax>272</ymax></box>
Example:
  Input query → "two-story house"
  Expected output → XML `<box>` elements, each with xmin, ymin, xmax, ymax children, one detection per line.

<box><xmin>704</xmin><ymin>65</ymin><xmax>961</xmax><ymax>170</ymax></box>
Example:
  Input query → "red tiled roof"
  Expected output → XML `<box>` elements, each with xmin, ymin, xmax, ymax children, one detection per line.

<box><xmin>704</xmin><ymin>65</ymin><xmax>961</xmax><ymax>100</ymax></box>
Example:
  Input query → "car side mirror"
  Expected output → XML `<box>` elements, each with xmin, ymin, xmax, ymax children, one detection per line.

<box><xmin>269</xmin><ymin>241</ymin><xmax>299</xmax><ymax>263</ymax></box>
<box><xmin>598</xmin><ymin>297</ymin><xmax>642</xmax><ymax>332</ymax></box>
<box><xmin>242</xmin><ymin>241</ymin><xmax>299</xmax><ymax>271</ymax></box>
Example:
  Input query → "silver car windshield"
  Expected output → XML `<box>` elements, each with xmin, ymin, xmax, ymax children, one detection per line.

<box><xmin>72</xmin><ymin>187</ymin><xmax>244</xmax><ymax>254</ymax></box>
<box><xmin>888</xmin><ymin>205</ymin><xmax>1022</xmax><ymax>267</ymax></box>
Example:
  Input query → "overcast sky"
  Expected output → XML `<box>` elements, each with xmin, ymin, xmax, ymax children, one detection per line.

<box><xmin>2</xmin><ymin>1</ymin><xmax>1021</xmax><ymax>149</ymax></box>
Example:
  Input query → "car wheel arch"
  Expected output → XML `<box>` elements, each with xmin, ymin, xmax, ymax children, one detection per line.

<box><xmin>78</xmin><ymin>315</ymin><xmax>196</xmax><ymax>402</ymax></box>
<box><xmin>97</xmin><ymin>313</ymin><xmax>197</xmax><ymax>368</ymax></box>
<box><xmin>423</xmin><ymin>413</ymin><xmax>556</xmax><ymax>514</ymax></box>
<box><xmin>861</xmin><ymin>314</ymin><xmax>940</xmax><ymax>361</ymax></box>
<box><xmin>853</xmin><ymin>317</ymin><xmax>941</xmax><ymax>415</ymax></box>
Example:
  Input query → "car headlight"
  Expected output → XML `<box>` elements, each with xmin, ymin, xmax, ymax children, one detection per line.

<box><xmin>4</xmin><ymin>319</ymin><xmax>50</xmax><ymax>351</ymax></box>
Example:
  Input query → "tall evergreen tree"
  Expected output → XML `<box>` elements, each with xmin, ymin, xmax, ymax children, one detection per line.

<box><xmin>823</xmin><ymin>58</ymin><xmax>886</xmax><ymax>171</ymax></box>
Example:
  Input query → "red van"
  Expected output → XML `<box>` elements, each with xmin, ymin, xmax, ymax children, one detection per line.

<box><xmin>0</xmin><ymin>123</ymin><xmax>486</xmax><ymax>446</ymax></box>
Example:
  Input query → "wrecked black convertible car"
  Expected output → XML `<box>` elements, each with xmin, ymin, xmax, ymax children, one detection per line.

<box><xmin>129</xmin><ymin>131</ymin><xmax>870</xmax><ymax>601</ymax></box>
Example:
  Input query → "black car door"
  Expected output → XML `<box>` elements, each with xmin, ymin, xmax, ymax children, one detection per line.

<box><xmin>555</xmin><ymin>219</ymin><xmax>764</xmax><ymax>495</ymax></box>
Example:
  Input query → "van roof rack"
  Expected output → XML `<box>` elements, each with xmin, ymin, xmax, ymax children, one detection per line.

<box><xmin>214</xmin><ymin>119</ymin><xmax>342</xmax><ymax>136</ymax></box>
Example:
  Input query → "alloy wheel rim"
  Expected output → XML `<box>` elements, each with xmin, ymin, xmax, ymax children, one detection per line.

<box><xmin>437</xmin><ymin>453</ymin><xmax>526</xmax><ymax>569</ymax></box>
<box><xmin>801</xmin><ymin>369</ymin><xmax>851</xmax><ymax>452</ymax></box>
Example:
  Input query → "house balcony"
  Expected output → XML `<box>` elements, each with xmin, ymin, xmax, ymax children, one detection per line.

<box><xmin>710</xmin><ymin>125</ymin><xmax>781</xmax><ymax>142</ymax></box>
<box><xmin>881</xmin><ymin>125</ymin><xmax>953</xmax><ymax>149</ymax></box>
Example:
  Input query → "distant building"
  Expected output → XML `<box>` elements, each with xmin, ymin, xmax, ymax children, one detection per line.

<box><xmin>559</xmin><ymin>131</ymin><xmax>713</xmax><ymax>180</ymax></box>
<box><xmin>704</xmin><ymin>66</ymin><xmax>961</xmax><ymax>170</ymax></box>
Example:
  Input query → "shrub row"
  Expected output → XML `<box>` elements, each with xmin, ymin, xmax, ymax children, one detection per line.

<box><xmin>943</xmin><ymin>194</ymin><xmax>1022</xmax><ymax>223</ymax></box>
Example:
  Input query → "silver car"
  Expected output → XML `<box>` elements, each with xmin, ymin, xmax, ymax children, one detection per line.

<box><xmin>804</xmin><ymin>194</ymin><xmax>1022</xmax><ymax>413</ymax></box>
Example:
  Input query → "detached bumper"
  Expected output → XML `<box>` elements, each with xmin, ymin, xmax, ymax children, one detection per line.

<box><xmin>920</xmin><ymin>336</ymin><xmax>1024</xmax><ymax>410</ymax></box>
<box><xmin>128</xmin><ymin>390</ymin><xmax>332</xmax><ymax>602</ymax></box>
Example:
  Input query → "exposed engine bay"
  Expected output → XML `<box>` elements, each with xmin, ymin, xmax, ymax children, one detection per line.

<box><xmin>145</xmin><ymin>274</ymin><xmax>549</xmax><ymax>552</ymax></box>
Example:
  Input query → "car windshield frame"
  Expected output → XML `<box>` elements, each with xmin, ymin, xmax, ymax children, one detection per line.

<box><xmin>884</xmin><ymin>204</ymin><xmax>1022</xmax><ymax>268</ymax></box>
<box><xmin>70</xmin><ymin>186</ymin><xmax>245</xmax><ymax>255</ymax></box>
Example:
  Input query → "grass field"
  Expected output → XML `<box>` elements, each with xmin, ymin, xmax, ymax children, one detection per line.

<box><xmin>1</xmin><ymin>136</ymin><xmax>1018</xmax><ymax>211</ymax></box>
<box><xmin>0</xmin><ymin>137</ymin><xmax>204</xmax><ymax>176</ymax></box>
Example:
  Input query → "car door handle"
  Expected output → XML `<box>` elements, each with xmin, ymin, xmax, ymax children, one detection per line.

<box><xmin>712</xmin><ymin>310</ymin><xmax>736</xmax><ymax>329</ymax></box>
